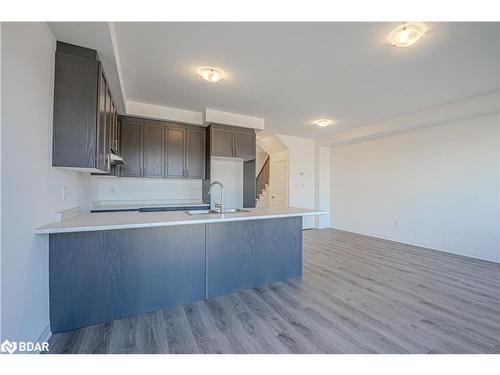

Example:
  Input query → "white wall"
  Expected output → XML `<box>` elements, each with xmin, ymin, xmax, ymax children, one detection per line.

<box><xmin>316</xmin><ymin>146</ymin><xmax>330</xmax><ymax>228</ymax></box>
<box><xmin>330</xmin><ymin>113</ymin><xmax>500</xmax><ymax>262</ymax></box>
<box><xmin>1</xmin><ymin>23</ymin><xmax>89</xmax><ymax>341</ymax></box>
<box><xmin>88</xmin><ymin>176</ymin><xmax>203</xmax><ymax>206</ymax></box>
<box><xmin>209</xmin><ymin>157</ymin><xmax>243</xmax><ymax>209</ymax></box>
<box><xmin>278</xmin><ymin>135</ymin><xmax>316</xmax><ymax>229</ymax></box>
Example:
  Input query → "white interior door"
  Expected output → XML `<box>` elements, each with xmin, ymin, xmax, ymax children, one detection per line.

<box><xmin>270</xmin><ymin>160</ymin><xmax>288</xmax><ymax>208</ymax></box>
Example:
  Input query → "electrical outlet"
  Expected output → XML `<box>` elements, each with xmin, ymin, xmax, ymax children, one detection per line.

<box><xmin>394</xmin><ymin>220</ymin><xmax>399</xmax><ymax>227</ymax></box>
<box><xmin>62</xmin><ymin>185</ymin><xmax>68</xmax><ymax>200</ymax></box>
<box><xmin>110</xmin><ymin>186</ymin><xmax>115</xmax><ymax>194</ymax></box>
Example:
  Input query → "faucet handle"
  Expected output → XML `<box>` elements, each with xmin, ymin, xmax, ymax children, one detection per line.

<box><xmin>214</xmin><ymin>202</ymin><xmax>221</xmax><ymax>208</ymax></box>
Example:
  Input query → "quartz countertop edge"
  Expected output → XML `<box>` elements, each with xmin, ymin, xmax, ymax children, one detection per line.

<box><xmin>35</xmin><ymin>207</ymin><xmax>328</xmax><ymax>234</ymax></box>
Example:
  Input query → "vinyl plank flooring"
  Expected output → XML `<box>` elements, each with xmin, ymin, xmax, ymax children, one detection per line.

<box><xmin>46</xmin><ymin>228</ymin><xmax>500</xmax><ymax>354</ymax></box>
<box><xmin>302</xmin><ymin>244</ymin><xmax>499</xmax><ymax>350</ymax></box>
<box><xmin>162</xmin><ymin>305</ymin><xmax>200</xmax><ymax>354</ymax></box>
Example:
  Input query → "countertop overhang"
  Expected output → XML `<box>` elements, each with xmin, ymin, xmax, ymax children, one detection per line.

<box><xmin>35</xmin><ymin>207</ymin><xmax>328</xmax><ymax>234</ymax></box>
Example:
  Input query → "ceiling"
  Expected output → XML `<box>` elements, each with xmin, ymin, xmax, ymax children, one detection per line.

<box><xmin>50</xmin><ymin>22</ymin><xmax>499</xmax><ymax>142</ymax></box>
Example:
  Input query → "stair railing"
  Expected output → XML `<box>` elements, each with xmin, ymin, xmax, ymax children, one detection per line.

<box><xmin>256</xmin><ymin>156</ymin><xmax>270</xmax><ymax>199</ymax></box>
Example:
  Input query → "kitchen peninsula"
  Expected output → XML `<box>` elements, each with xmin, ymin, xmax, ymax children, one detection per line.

<box><xmin>36</xmin><ymin>207</ymin><xmax>324</xmax><ymax>333</ymax></box>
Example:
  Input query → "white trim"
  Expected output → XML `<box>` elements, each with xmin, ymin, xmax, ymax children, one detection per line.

<box><xmin>204</xmin><ymin>108</ymin><xmax>265</xmax><ymax>129</ymax></box>
<box><xmin>126</xmin><ymin>100</ymin><xmax>203</xmax><ymax>125</ymax></box>
<box><xmin>328</xmin><ymin>226</ymin><xmax>500</xmax><ymax>264</ymax></box>
<box><xmin>108</xmin><ymin>22</ymin><xmax>128</xmax><ymax>113</ymax></box>
<box><xmin>325</xmin><ymin>90</ymin><xmax>500</xmax><ymax>147</ymax></box>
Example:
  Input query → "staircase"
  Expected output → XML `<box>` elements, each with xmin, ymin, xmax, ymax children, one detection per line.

<box><xmin>256</xmin><ymin>156</ymin><xmax>270</xmax><ymax>208</ymax></box>
<box><xmin>256</xmin><ymin>183</ymin><xmax>269</xmax><ymax>207</ymax></box>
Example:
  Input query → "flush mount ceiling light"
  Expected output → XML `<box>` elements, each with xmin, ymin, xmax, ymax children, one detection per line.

<box><xmin>197</xmin><ymin>66</ymin><xmax>225</xmax><ymax>83</ymax></box>
<box><xmin>388</xmin><ymin>22</ymin><xmax>428</xmax><ymax>47</ymax></box>
<box><xmin>314</xmin><ymin>119</ymin><xmax>332</xmax><ymax>127</ymax></box>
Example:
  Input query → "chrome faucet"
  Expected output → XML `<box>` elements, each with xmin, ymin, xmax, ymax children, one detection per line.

<box><xmin>208</xmin><ymin>181</ymin><xmax>225</xmax><ymax>214</ymax></box>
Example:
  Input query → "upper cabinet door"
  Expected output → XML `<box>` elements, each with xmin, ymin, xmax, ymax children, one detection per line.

<box><xmin>96</xmin><ymin>69</ymin><xmax>108</xmax><ymax>171</ymax></box>
<box><xmin>120</xmin><ymin>117</ymin><xmax>143</xmax><ymax>177</ymax></box>
<box><xmin>52</xmin><ymin>49</ymin><xmax>99</xmax><ymax>169</ymax></box>
<box><xmin>143</xmin><ymin>121</ymin><xmax>165</xmax><ymax>178</ymax></box>
<box><xmin>104</xmin><ymin>88</ymin><xmax>113</xmax><ymax>173</ymax></box>
<box><xmin>234</xmin><ymin>130</ymin><xmax>256</xmax><ymax>159</ymax></box>
<box><xmin>211</xmin><ymin>127</ymin><xmax>234</xmax><ymax>157</ymax></box>
<box><xmin>52</xmin><ymin>42</ymin><xmax>123</xmax><ymax>173</ymax></box>
<box><xmin>110</xmin><ymin>102</ymin><xmax>117</xmax><ymax>153</ymax></box>
<box><xmin>166</xmin><ymin>125</ymin><xmax>186</xmax><ymax>178</ymax></box>
<box><xmin>186</xmin><ymin>128</ymin><xmax>206</xmax><ymax>179</ymax></box>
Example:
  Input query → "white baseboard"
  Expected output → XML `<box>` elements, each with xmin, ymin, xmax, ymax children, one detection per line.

<box><xmin>326</xmin><ymin>226</ymin><xmax>500</xmax><ymax>264</ymax></box>
<box><xmin>316</xmin><ymin>224</ymin><xmax>331</xmax><ymax>229</ymax></box>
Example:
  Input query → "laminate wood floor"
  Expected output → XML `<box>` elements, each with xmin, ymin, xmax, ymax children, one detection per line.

<box><xmin>46</xmin><ymin>229</ymin><xmax>500</xmax><ymax>354</ymax></box>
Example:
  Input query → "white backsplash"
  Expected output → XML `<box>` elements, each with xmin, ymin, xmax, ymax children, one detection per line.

<box><xmin>209</xmin><ymin>157</ymin><xmax>243</xmax><ymax>209</ymax></box>
<box><xmin>89</xmin><ymin>176</ymin><xmax>203</xmax><ymax>206</ymax></box>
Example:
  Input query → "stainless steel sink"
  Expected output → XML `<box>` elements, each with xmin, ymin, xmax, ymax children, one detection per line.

<box><xmin>185</xmin><ymin>209</ymin><xmax>217</xmax><ymax>215</ymax></box>
<box><xmin>185</xmin><ymin>208</ymin><xmax>250</xmax><ymax>216</ymax></box>
<box><xmin>220</xmin><ymin>208</ymin><xmax>250</xmax><ymax>214</ymax></box>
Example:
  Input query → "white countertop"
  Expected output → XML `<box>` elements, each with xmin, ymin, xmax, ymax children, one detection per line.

<box><xmin>35</xmin><ymin>207</ymin><xmax>327</xmax><ymax>234</ymax></box>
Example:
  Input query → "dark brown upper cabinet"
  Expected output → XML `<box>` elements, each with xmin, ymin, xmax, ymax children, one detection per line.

<box><xmin>96</xmin><ymin>67</ymin><xmax>108</xmax><ymax>172</ymax></box>
<box><xmin>186</xmin><ymin>127</ymin><xmax>206</xmax><ymax>178</ymax></box>
<box><xmin>165</xmin><ymin>125</ymin><xmax>186</xmax><ymax>178</ymax></box>
<box><xmin>120</xmin><ymin>117</ymin><xmax>143</xmax><ymax>177</ymax></box>
<box><xmin>52</xmin><ymin>41</ymin><xmax>117</xmax><ymax>173</ymax></box>
<box><xmin>234</xmin><ymin>129</ymin><xmax>256</xmax><ymax>159</ymax></box>
<box><xmin>110</xmin><ymin>102</ymin><xmax>118</xmax><ymax>154</ymax></box>
<box><xmin>210</xmin><ymin>127</ymin><xmax>234</xmax><ymax>157</ymax></box>
<box><xmin>118</xmin><ymin>117</ymin><xmax>206</xmax><ymax>180</ymax></box>
<box><xmin>143</xmin><ymin>120</ymin><xmax>165</xmax><ymax>178</ymax></box>
<box><xmin>208</xmin><ymin>124</ymin><xmax>256</xmax><ymax>160</ymax></box>
<box><xmin>165</xmin><ymin>124</ymin><xmax>205</xmax><ymax>179</ymax></box>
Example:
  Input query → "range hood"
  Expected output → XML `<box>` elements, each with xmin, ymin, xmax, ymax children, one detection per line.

<box><xmin>110</xmin><ymin>152</ymin><xmax>125</xmax><ymax>166</ymax></box>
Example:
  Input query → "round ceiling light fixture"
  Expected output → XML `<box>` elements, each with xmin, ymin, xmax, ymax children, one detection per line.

<box><xmin>197</xmin><ymin>66</ymin><xmax>225</xmax><ymax>83</ymax></box>
<box><xmin>314</xmin><ymin>119</ymin><xmax>332</xmax><ymax>128</ymax></box>
<box><xmin>388</xmin><ymin>22</ymin><xmax>428</xmax><ymax>47</ymax></box>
